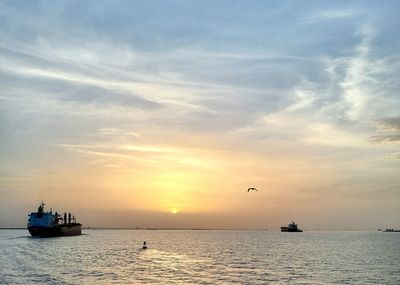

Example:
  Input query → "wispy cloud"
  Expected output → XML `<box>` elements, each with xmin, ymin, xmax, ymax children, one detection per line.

<box><xmin>304</xmin><ymin>7</ymin><xmax>359</xmax><ymax>22</ymax></box>
<box><xmin>341</xmin><ymin>24</ymin><xmax>375</xmax><ymax>121</ymax></box>
<box><xmin>369</xmin><ymin>117</ymin><xmax>400</xmax><ymax>144</ymax></box>
<box><xmin>256</xmin><ymin>19</ymin><xmax>400</xmax><ymax>156</ymax></box>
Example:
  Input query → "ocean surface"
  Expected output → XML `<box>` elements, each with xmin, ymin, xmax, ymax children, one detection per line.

<box><xmin>0</xmin><ymin>229</ymin><xmax>399</xmax><ymax>284</ymax></box>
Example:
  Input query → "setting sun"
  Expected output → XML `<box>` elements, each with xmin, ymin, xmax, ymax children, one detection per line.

<box><xmin>171</xmin><ymin>209</ymin><xmax>178</xmax><ymax>214</ymax></box>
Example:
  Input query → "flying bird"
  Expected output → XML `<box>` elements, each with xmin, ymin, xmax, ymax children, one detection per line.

<box><xmin>247</xmin><ymin>187</ymin><xmax>258</xmax><ymax>192</ymax></box>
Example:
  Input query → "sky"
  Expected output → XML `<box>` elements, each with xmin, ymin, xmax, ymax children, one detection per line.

<box><xmin>1</xmin><ymin>0</ymin><xmax>399</xmax><ymax>230</ymax></box>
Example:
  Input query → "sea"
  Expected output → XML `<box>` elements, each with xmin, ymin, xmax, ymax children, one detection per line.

<box><xmin>0</xmin><ymin>229</ymin><xmax>399</xmax><ymax>284</ymax></box>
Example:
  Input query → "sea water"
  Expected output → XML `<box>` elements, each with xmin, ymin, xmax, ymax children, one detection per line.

<box><xmin>0</xmin><ymin>229</ymin><xmax>399</xmax><ymax>284</ymax></box>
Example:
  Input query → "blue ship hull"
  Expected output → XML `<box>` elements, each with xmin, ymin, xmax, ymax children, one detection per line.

<box><xmin>28</xmin><ymin>224</ymin><xmax>82</xmax><ymax>237</ymax></box>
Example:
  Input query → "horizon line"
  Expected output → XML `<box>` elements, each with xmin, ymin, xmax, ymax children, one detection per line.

<box><xmin>0</xmin><ymin>227</ymin><xmax>388</xmax><ymax>232</ymax></box>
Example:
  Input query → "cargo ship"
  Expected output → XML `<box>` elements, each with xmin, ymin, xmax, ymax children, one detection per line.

<box><xmin>27</xmin><ymin>202</ymin><xmax>82</xmax><ymax>237</ymax></box>
<box><xmin>281</xmin><ymin>221</ymin><xmax>303</xmax><ymax>232</ymax></box>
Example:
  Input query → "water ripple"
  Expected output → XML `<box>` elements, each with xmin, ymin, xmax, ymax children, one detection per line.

<box><xmin>1</xmin><ymin>230</ymin><xmax>399</xmax><ymax>284</ymax></box>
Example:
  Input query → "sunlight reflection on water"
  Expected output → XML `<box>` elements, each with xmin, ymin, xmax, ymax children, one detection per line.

<box><xmin>1</xmin><ymin>229</ymin><xmax>399</xmax><ymax>284</ymax></box>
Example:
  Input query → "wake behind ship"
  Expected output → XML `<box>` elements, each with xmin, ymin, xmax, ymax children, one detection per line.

<box><xmin>27</xmin><ymin>202</ymin><xmax>82</xmax><ymax>237</ymax></box>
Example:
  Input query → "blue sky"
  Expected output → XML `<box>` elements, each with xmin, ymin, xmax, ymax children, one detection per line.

<box><xmin>1</xmin><ymin>1</ymin><xmax>399</xmax><ymax>229</ymax></box>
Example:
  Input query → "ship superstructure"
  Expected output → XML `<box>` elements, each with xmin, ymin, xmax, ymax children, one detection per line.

<box><xmin>27</xmin><ymin>202</ymin><xmax>82</xmax><ymax>237</ymax></box>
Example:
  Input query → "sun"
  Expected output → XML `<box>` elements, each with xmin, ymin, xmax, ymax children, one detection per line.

<box><xmin>171</xmin><ymin>208</ymin><xmax>178</xmax><ymax>214</ymax></box>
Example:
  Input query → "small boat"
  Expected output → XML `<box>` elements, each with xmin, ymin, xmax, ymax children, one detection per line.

<box><xmin>27</xmin><ymin>202</ymin><xmax>82</xmax><ymax>237</ymax></box>
<box><xmin>281</xmin><ymin>221</ymin><xmax>303</xmax><ymax>232</ymax></box>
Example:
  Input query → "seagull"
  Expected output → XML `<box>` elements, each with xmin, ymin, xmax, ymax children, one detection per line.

<box><xmin>247</xmin><ymin>187</ymin><xmax>258</xmax><ymax>192</ymax></box>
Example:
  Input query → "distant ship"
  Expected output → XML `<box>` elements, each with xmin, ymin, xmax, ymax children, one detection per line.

<box><xmin>384</xmin><ymin>228</ymin><xmax>400</xmax><ymax>232</ymax></box>
<box><xmin>281</xmin><ymin>221</ymin><xmax>303</xmax><ymax>232</ymax></box>
<box><xmin>27</xmin><ymin>202</ymin><xmax>82</xmax><ymax>237</ymax></box>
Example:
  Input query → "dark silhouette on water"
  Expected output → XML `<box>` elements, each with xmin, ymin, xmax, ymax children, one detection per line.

<box><xmin>142</xmin><ymin>241</ymin><xmax>147</xmax><ymax>249</ymax></box>
<box><xmin>247</xmin><ymin>187</ymin><xmax>258</xmax><ymax>192</ymax></box>
<box><xmin>281</xmin><ymin>221</ymin><xmax>303</xmax><ymax>232</ymax></box>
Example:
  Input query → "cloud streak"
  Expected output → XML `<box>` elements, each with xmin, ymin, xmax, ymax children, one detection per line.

<box><xmin>369</xmin><ymin>117</ymin><xmax>400</xmax><ymax>145</ymax></box>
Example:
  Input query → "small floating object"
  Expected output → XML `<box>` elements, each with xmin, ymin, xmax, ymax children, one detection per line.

<box><xmin>142</xmin><ymin>241</ymin><xmax>147</xmax><ymax>249</ymax></box>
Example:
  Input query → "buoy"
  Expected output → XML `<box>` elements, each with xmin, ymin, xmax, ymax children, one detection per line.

<box><xmin>142</xmin><ymin>241</ymin><xmax>147</xmax><ymax>249</ymax></box>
